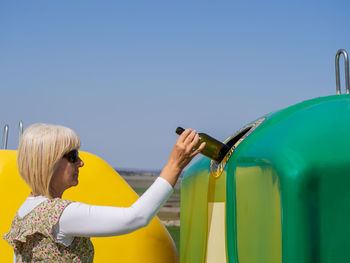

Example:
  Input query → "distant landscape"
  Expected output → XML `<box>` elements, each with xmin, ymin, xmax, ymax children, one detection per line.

<box><xmin>115</xmin><ymin>168</ymin><xmax>181</xmax><ymax>250</ymax></box>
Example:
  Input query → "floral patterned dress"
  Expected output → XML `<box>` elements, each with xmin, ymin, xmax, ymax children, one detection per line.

<box><xmin>3</xmin><ymin>198</ymin><xmax>94</xmax><ymax>262</ymax></box>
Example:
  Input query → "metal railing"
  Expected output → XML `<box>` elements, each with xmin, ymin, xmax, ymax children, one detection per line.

<box><xmin>1</xmin><ymin>121</ymin><xmax>24</xmax><ymax>149</ymax></box>
<box><xmin>335</xmin><ymin>49</ymin><xmax>350</xmax><ymax>94</ymax></box>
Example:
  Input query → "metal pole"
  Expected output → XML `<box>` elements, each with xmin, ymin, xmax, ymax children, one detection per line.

<box><xmin>18</xmin><ymin>120</ymin><xmax>23</xmax><ymax>140</ymax></box>
<box><xmin>335</xmin><ymin>49</ymin><xmax>350</xmax><ymax>94</ymax></box>
<box><xmin>2</xmin><ymin>124</ymin><xmax>9</xmax><ymax>149</ymax></box>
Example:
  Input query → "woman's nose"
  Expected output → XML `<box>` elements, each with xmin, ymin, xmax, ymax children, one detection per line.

<box><xmin>78</xmin><ymin>158</ymin><xmax>84</xmax><ymax>167</ymax></box>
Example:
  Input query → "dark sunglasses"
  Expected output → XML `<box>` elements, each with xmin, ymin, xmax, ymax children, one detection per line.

<box><xmin>63</xmin><ymin>150</ymin><xmax>79</xmax><ymax>163</ymax></box>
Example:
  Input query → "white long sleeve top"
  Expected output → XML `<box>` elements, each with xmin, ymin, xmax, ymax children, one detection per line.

<box><xmin>15</xmin><ymin>177</ymin><xmax>173</xmax><ymax>248</ymax></box>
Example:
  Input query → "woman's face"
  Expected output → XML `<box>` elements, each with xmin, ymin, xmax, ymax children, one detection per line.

<box><xmin>50</xmin><ymin>150</ymin><xmax>84</xmax><ymax>198</ymax></box>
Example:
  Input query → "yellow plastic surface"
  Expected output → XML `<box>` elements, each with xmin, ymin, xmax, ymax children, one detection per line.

<box><xmin>205</xmin><ymin>169</ymin><xmax>228</xmax><ymax>263</ymax></box>
<box><xmin>0</xmin><ymin>150</ymin><xmax>178</xmax><ymax>262</ymax></box>
<box><xmin>235</xmin><ymin>165</ymin><xmax>282</xmax><ymax>263</ymax></box>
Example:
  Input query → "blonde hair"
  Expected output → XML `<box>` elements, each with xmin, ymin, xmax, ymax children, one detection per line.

<box><xmin>17</xmin><ymin>123</ymin><xmax>81</xmax><ymax>198</ymax></box>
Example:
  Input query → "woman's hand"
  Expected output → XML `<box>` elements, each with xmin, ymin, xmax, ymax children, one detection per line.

<box><xmin>160</xmin><ymin>129</ymin><xmax>206</xmax><ymax>187</ymax></box>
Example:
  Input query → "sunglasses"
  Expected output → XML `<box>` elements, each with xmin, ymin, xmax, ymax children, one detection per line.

<box><xmin>63</xmin><ymin>150</ymin><xmax>79</xmax><ymax>163</ymax></box>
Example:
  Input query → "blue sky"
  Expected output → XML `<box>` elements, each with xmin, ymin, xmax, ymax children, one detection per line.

<box><xmin>1</xmin><ymin>1</ymin><xmax>350</xmax><ymax>169</ymax></box>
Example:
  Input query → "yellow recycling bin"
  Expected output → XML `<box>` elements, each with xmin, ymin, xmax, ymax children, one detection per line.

<box><xmin>0</xmin><ymin>150</ymin><xmax>178</xmax><ymax>262</ymax></box>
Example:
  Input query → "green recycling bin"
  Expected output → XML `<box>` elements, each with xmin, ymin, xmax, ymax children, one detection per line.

<box><xmin>180</xmin><ymin>50</ymin><xmax>350</xmax><ymax>263</ymax></box>
<box><xmin>180</xmin><ymin>94</ymin><xmax>350</xmax><ymax>263</ymax></box>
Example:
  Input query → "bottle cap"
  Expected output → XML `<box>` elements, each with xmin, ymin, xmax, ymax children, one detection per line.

<box><xmin>176</xmin><ymin>127</ymin><xmax>185</xmax><ymax>135</ymax></box>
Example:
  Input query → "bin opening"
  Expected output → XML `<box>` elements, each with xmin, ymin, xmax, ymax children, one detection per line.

<box><xmin>226</xmin><ymin>126</ymin><xmax>252</xmax><ymax>148</ymax></box>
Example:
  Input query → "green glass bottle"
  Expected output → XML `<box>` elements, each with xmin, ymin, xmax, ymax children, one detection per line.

<box><xmin>176</xmin><ymin>127</ymin><xmax>231</xmax><ymax>163</ymax></box>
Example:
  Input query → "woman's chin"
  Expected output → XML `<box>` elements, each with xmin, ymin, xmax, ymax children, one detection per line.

<box><xmin>71</xmin><ymin>177</ymin><xmax>79</xmax><ymax>186</ymax></box>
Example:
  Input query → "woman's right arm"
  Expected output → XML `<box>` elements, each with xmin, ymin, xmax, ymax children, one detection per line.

<box><xmin>54</xmin><ymin>129</ymin><xmax>205</xmax><ymax>243</ymax></box>
<box><xmin>55</xmin><ymin>176</ymin><xmax>173</xmax><ymax>242</ymax></box>
<box><xmin>159</xmin><ymin>129</ymin><xmax>205</xmax><ymax>187</ymax></box>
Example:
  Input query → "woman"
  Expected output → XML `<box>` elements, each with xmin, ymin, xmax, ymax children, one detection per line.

<box><xmin>3</xmin><ymin>123</ymin><xmax>205</xmax><ymax>262</ymax></box>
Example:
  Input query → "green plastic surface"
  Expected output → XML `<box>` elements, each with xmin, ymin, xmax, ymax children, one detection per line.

<box><xmin>180</xmin><ymin>158</ymin><xmax>211</xmax><ymax>263</ymax></box>
<box><xmin>181</xmin><ymin>94</ymin><xmax>350</xmax><ymax>263</ymax></box>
